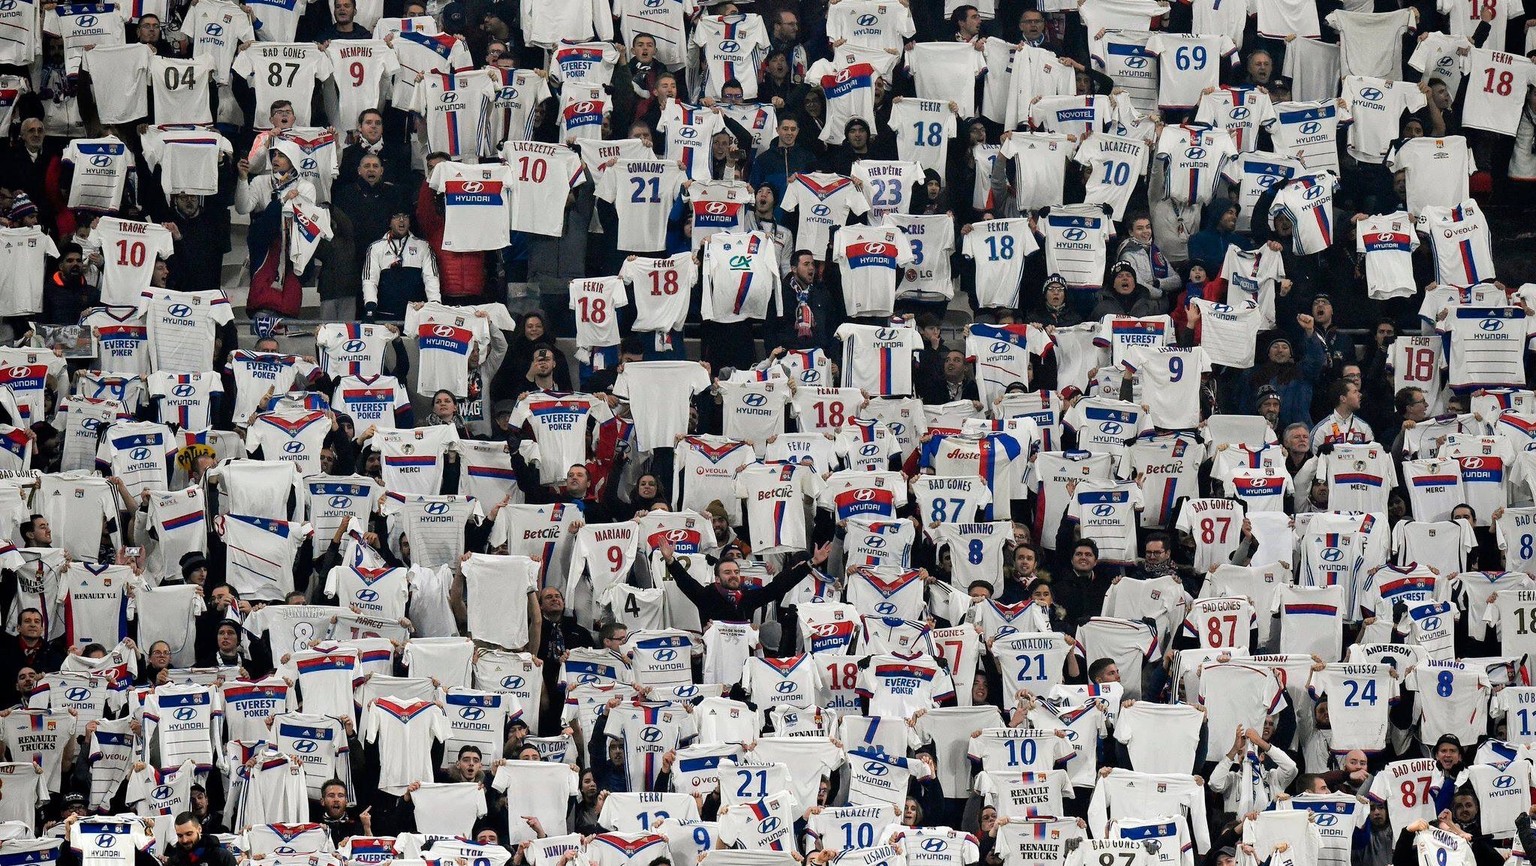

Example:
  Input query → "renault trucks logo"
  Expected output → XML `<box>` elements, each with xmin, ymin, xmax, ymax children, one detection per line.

<box><xmin>356</xmin><ymin>589</ymin><xmax>378</xmax><ymax>602</ymax></box>
<box><xmin>168</xmin><ymin>304</ymin><xmax>192</xmax><ymax>317</ymax></box>
<box><xmin>1358</xmin><ymin>87</ymin><xmax>1383</xmax><ymax>102</ymax></box>
<box><xmin>284</xmin><ymin>441</ymin><xmax>304</xmax><ymax>453</ymax></box>
<box><xmin>1481</xmin><ymin>318</ymin><xmax>1505</xmax><ymax>332</ymax></box>
<box><xmin>459</xmin><ymin>181</ymin><xmax>483</xmax><ymax>194</ymax></box>
<box><xmin>654</xmin><ymin>648</ymin><xmax>678</xmax><ymax>662</ymax></box>
<box><xmin>66</xmin><ymin>688</ymin><xmax>90</xmax><ymax>702</ymax></box>
<box><xmin>718</xmin><ymin>40</ymin><xmax>740</xmax><ymax>52</ymax></box>
<box><xmin>743</xmin><ymin>393</ymin><xmax>767</xmax><ymax>407</ymax></box>
<box><xmin>640</xmin><ymin>726</ymin><xmax>662</xmax><ymax>742</ymax></box>
<box><xmin>293</xmin><ymin>739</ymin><xmax>317</xmax><ymax>753</ymax></box>
<box><xmin>330</xmin><ymin>496</ymin><xmax>352</xmax><ymax>509</ymax></box>
<box><xmin>90</xmin><ymin>154</ymin><xmax>112</xmax><ymax>167</ymax></box>
<box><xmin>1062</xmin><ymin>228</ymin><xmax>1087</xmax><ymax>241</ymax></box>
<box><xmin>1185</xmin><ymin>147</ymin><xmax>1206</xmax><ymax>160</ymax></box>
<box><xmin>425</xmin><ymin>502</ymin><xmax>449</xmax><ymax>515</ymax></box>
<box><xmin>875</xmin><ymin>601</ymin><xmax>897</xmax><ymax>614</ymax></box>
<box><xmin>500</xmin><ymin>675</ymin><xmax>524</xmax><ymax>690</ymax></box>
<box><xmin>173</xmin><ymin>384</ymin><xmax>195</xmax><ymax>398</ymax></box>
<box><xmin>433</xmin><ymin>325</ymin><xmax>458</xmax><ymax>338</ymax></box>
<box><xmin>864</xmin><ymin>761</ymin><xmax>889</xmax><ymax>776</ymax></box>
<box><xmin>1091</xmin><ymin>504</ymin><xmax>1115</xmax><ymax>517</ymax></box>
<box><xmin>460</xmin><ymin>706</ymin><xmax>485</xmax><ymax>721</ymax></box>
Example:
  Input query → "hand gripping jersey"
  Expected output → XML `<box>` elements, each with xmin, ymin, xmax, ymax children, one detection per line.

<box><xmin>510</xmin><ymin>391</ymin><xmax>612</xmax><ymax>485</ymax></box>
<box><xmin>691</xmin><ymin>13</ymin><xmax>769</xmax><ymax>99</ymax></box>
<box><xmin>362</xmin><ymin>698</ymin><xmax>446</xmax><ymax>796</ymax></box>
<box><xmin>595</xmin><ymin>159</ymin><xmax>685</xmax><ymax>253</ymax></box>
<box><xmin>428</xmin><ymin>161</ymin><xmax>514</xmax><ymax>253</ymax></box>
<box><xmin>1419</xmin><ymin>201</ymin><xmax>1495</xmax><ymax>286</ymax></box>
<box><xmin>700</xmin><ymin>231</ymin><xmax>780</xmax><ymax>324</ymax></box>
<box><xmin>231</xmin><ymin>44</ymin><xmax>332</xmax><ymax>127</ymax></box>
<box><xmin>780</xmin><ymin>173</ymin><xmax>870</xmax><ymax>261</ymax></box>
<box><xmin>1196</xmin><ymin>86</ymin><xmax>1277</xmax><ymax>152</ymax></box>
<box><xmin>1154</xmin><ymin>123</ymin><xmax>1238</xmax><ymax>206</ymax></box>
<box><xmin>620</xmin><ymin>253</ymin><xmax>697</xmax><ymax>335</ymax></box>
<box><xmin>1074</xmin><ymin>133</ymin><xmax>1150</xmax><ymax>220</ymax></box>
<box><xmin>962</xmin><ymin>219</ymin><xmax>1040</xmax><ymax>310</ymax></box>
<box><xmin>835</xmin><ymin>323</ymin><xmax>921</xmax><ymax>397</ymax></box>
<box><xmin>832</xmin><ymin>225</ymin><xmax>917</xmax><ymax>319</ymax></box>
<box><xmin>890</xmin><ymin>98</ymin><xmax>959</xmax><ymax>174</ymax></box>
<box><xmin>141</xmin><ymin>288</ymin><xmax>233</xmax><ymax>374</ymax></box>
<box><xmin>216</xmin><ymin>514</ymin><xmax>311</xmax><ymax>602</ymax></box>
<box><xmin>1265</xmin><ymin>173</ymin><xmax>1338</xmax><ymax>256</ymax></box>
<box><xmin>1039</xmin><ymin>204</ymin><xmax>1113</xmax><ymax>291</ymax></box>
<box><xmin>95</xmin><ymin>420</ymin><xmax>176</xmax><ymax>497</ymax></box>
<box><xmin>402</xmin><ymin>302</ymin><xmax>489</xmax><ymax>398</ymax></box>
<box><xmin>989</xmin><ymin>632</ymin><xmax>1074</xmax><ymax>691</ymax></box>
<box><xmin>1439</xmin><ymin>307</ymin><xmax>1528</xmax><ymax>392</ymax></box>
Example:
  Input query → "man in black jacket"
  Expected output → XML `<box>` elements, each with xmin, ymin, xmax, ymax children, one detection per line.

<box><xmin>658</xmin><ymin>539</ymin><xmax>830</xmax><ymax>626</ymax></box>
<box><xmin>166</xmin><ymin>813</ymin><xmax>239</xmax><ymax>866</ymax></box>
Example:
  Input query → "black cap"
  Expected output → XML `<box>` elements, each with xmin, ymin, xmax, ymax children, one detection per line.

<box><xmin>62</xmin><ymin>793</ymin><xmax>86</xmax><ymax>806</ymax></box>
<box><xmin>180</xmin><ymin>551</ymin><xmax>209</xmax><ymax>580</ymax></box>
<box><xmin>1109</xmin><ymin>261</ymin><xmax>1136</xmax><ymax>279</ymax></box>
<box><xmin>1313</xmin><ymin>293</ymin><xmax>1333</xmax><ymax>305</ymax></box>
<box><xmin>1256</xmin><ymin>387</ymin><xmax>1281</xmax><ymax>408</ymax></box>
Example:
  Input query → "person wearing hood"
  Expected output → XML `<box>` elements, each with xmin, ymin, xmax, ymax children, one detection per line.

<box><xmin>1240</xmin><ymin>327</ymin><xmax>1325</xmax><ymax>429</ymax></box>
<box><xmin>1187</xmin><ymin>197</ymin><xmax>1250</xmax><ymax>268</ymax></box>
<box><xmin>1090</xmin><ymin>262</ymin><xmax>1162</xmax><ymax>320</ymax></box>
<box><xmin>1114</xmin><ymin>212</ymin><xmax>1182</xmax><ymax>300</ymax></box>
<box><xmin>1027</xmin><ymin>276</ymin><xmax>1084</xmax><ymax>328</ymax></box>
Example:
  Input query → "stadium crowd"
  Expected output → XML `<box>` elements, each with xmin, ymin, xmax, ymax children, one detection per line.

<box><xmin>3</xmin><ymin>4</ymin><xmax>1536</xmax><ymax>866</ymax></box>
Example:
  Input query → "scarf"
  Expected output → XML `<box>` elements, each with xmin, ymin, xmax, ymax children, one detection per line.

<box><xmin>791</xmin><ymin>277</ymin><xmax>815</xmax><ymax>338</ymax></box>
<box><xmin>1142</xmin><ymin>559</ymin><xmax>1177</xmax><ymax>579</ymax></box>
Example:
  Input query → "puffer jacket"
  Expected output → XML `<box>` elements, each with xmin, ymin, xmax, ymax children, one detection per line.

<box><xmin>1089</xmin><ymin>282</ymin><xmax>1163</xmax><ymax>320</ymax></box>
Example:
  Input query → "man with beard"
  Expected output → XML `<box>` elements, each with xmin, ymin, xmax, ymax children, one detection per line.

<box><xmin>535</xmin><ymin>587</ymin><xmax>594</xmax><ymax>733</ymax></box>
<box><xmin>43</xmin><ymin>243</ymin><xmax>95</xmax><ymax>324</ymax></box>
<box><xmin>166</xmin><ymin>814</ymin><xmax>238</xmax><ymax>866</ymax></box>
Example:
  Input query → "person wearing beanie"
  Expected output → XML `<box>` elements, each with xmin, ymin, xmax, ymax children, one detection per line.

<box><xmin>1114</xmin><ymin>211</ymin><xmax>1182</xmax><ymax>300</ymax></box>
<box><xmin>1240</xmin><ymin>331</ymin><xmax>1324</xmax><ymax>429</ymax></box>
<box><xmin>1026</xmin><ymin>276</ymin><xmax>1084</xmax><ymax>329</ymax></box>
<box><xmin>7</xmin><ymin>193</ymin><xmax>38</xmax><ymax>226</ymax></box>
<box><xmin>1089</xmin><ymin>262</ymin><xmax>1161</xmax><ymax>320</ymax></box>
<box><xmin>178</xmin><ymin>552</ymin><xmax>209</xmax><ymax>586</ymax></box>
